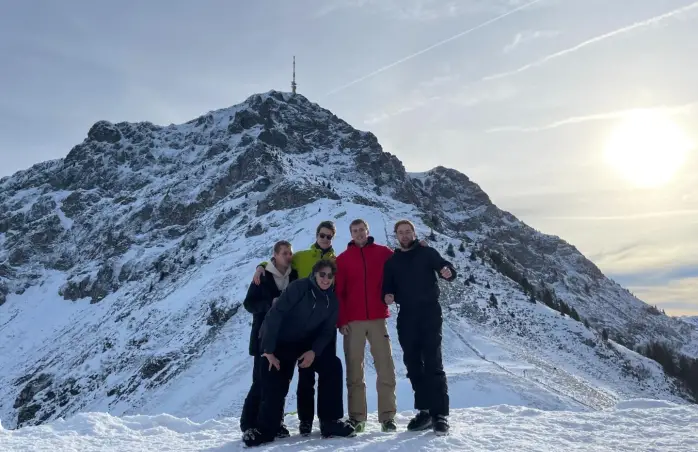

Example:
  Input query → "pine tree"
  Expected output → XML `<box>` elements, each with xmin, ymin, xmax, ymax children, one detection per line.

<box><xmin>469</xmin><ymin>251</ymin><xmax>477</xmax><ymax>261</ymax></box>
<box><xmin>570</xmin><ymin>307</ymin><xmax>581</xmax><ymax>322</ymax></box>
<box><xmin>468</xmin><ymin>274</ymin><xmax>476</xmax><ymax>284</ymax></box>
<box><xmin>485</xmin><ymin>282</ymin><xmax>491</xmax><ymax>289</ymax></box>
<box><xmin>602</xmin><ymin>328</ymin><xmax>609</xmax><ymax>341</ymax></box>
<box><xmin>446</xmin><ymin>243</ymin><xmax>455</xmax><ymax>257</ymax></box>
<box><xmin>529</xmin><ymin>294</ymin><xmax>536</xmax><ymax>304</ymax></box>
<box><xmin>428</xmin><ymin>229</ymin><xmax>436</xmax><ymax>241</ymax></box>
<box><xmin>459</xmin><ymin>242</ymin><xmax>466</xmax><ymax>252</ymax></box>
<box><xmin>583</xmin><ymin>318</ymin><xmax>590</xmax><ymax>329</ymax></box>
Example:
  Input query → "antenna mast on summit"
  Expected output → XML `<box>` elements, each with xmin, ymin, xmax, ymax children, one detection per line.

<box><xmin>291</xmin><ymin>56</ymin><xmax>297</xmax><ymax>95</ymax></box>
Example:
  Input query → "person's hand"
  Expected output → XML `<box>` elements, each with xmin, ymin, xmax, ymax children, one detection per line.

<box><xmin>262</xmin><ymin>353</ymin><xmax>280</xmax><ymax>371</ymax></box>
<box><xmin>253</xmin><ymin>266</ymin><xmax>264</xmax><ymax>285</ymax></box>
<box><xmin>419</xmin><ymin>239</ymin><xmax>428</xmax><ymax>247</ymax></box>
<box><xmin>339</xmin><ymin>325</ymin><xmax>350</xmax><ymax>336</ymax></box>
<box><xmin>440</xmin><ymin>266</ymin><xmax>452</xmax><ymax>279</ymax></box>
<box><xmin>298</xmin><ymin>350</ymin><xmax>315</xmax><ymax>368</ymax></box>
<box><xmin>384</xmin><ymin>294</ymin><xmax>395</xmax><ymax>305</ymax></box>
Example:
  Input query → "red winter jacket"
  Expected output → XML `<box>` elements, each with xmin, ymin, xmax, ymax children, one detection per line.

<box><xmin>335</xmin><ymin>237</ymin><xmax>394</xmax><ymax>327</ymax></box>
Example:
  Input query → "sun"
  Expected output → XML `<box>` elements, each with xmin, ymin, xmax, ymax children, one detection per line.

<box><xmin>603</xmin><ymin>109</ymin><xmax>693</xmax><ymax>188</ymax></box>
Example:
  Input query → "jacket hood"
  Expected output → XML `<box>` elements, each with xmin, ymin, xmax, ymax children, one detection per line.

<box><xmin>267</xmin><ymin>259</ymin><xmax>292</xmax><ymax>278</ymax></box>
<box><xmin>347</xmin><ymin>236</ymin><xmax>375</xmax><ymax>247</ymax></box>
<box><xmin>309</xmin><ymin>271</ymin><xmax>334</xmax><ymax>293</ymax></box>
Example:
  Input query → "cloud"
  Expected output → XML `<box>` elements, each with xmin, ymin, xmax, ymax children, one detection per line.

<box><xmin>314</xmin><ymin>0</ymin><xmax>544</xmax><ymax>21</ymax></box>
<box><xmin>607</xmin><ymin>264</ymin><xmax>698</xmax><ymax>315</ymax></box>
<box><xmin>543</xmin><ymin>209</ymin><xmax>698</xmax><ymax>222</ymax></box>
<box><xmin>503</xmin><ymin>30</ymin><xmax>561</xmax><ymax>53</ymax></box>
<box><xmin>324</xmin><ymin>0</ymin><xmax>543</xmax><ymax>96</ymax></box>
<box><xmin>482</xmin><ymin>1</ymin><xmax>698</xmax><ymax>81</ymax></box>
<box><xmin>619</xmin><ymin>274</ymin><xmax>698</xmax><ymax>316</ymax></box>
<box><xmin>364</xmin><ymin>95</ymin><xmax>441</xmax><ymax>125</ymax></box>
<box><xmin>485</xmin><ymin>103</ymin><xmax>698</xmax><ymax>133</ymax></box>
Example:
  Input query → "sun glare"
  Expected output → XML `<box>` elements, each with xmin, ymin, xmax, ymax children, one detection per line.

<box><xmin>603</xmin><ymin>109</ymin><xmax>693</xmax><ymax>188</ymax></box>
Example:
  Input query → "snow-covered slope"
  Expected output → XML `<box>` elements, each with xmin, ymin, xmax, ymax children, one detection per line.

<box><xmin>2</xmin><ymin>400</ymin><xmax>697</xmax><ymax>451</ymax></box>
<box><xmin>0</xmin><ymin>91</ymin><xmax>696</xmax><ymax>431</ymax></box>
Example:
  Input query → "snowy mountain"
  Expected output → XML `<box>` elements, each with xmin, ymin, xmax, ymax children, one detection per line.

<box><xmin>1</xmin><ymin>90</ymin><xmax>697</xmax><ymax>433</ymax></box>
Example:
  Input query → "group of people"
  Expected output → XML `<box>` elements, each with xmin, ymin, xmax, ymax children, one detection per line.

<box><xmin>240</xmin><ymin>218</ymin><xmax>457</xmax><ymax>447</ymax></box>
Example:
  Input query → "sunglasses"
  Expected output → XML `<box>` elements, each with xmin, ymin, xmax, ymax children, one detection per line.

<box><xmin>318</xmin><ymin>233</ymin><xmax>333</xmax><ymax>240</ymax></box>
<box><xmin>317</xmin><ymin>271</ymin><xmax>334</xmax><ymax>279</ymax></box>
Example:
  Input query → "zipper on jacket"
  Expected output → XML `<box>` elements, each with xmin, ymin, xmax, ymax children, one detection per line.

<box><xmin>361</xmin><ymin>247</ymin><xmax>369</xmax><ymax>319</ymax></box>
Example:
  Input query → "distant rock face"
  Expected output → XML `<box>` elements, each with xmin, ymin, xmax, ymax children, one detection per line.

<box><xmin>87</xmin><ymin>120</ymin><xmax>122</xmax><ymax>144</ymax></box>
<box><xmin>1</xmin><ymin>89</ymin><xmax>696</xmax><ymax>430</ymax></box>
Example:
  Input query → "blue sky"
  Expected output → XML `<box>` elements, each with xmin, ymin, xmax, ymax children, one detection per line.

<box><xmin>1</xmin><ymin>0</ymin><xmax>697</xmax><ymax>314</ymax></box>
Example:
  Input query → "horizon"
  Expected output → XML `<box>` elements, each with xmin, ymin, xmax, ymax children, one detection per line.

<box><xmin>1</xmin><ymin>0</ymin><xmax>696</xmax><ymax>315</ymax></box>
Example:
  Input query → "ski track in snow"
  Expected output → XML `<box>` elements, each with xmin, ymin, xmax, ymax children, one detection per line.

<box><xmin>1</xmin><ymin>403</ymin><xmax>697</xmax><ymax>451</ymax></box>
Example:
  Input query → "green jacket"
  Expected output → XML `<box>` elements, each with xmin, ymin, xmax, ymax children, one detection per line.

<box><xmin>260</xmin><ymin>243</ymin><xmax>336</xmax><ymax>278</ymax></box>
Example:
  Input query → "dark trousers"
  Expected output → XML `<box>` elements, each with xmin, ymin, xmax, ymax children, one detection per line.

<box><xmin>297</xmin><ymin>329</ymin><xmax>337</xmax><ymax>422</ymax></box>
<box><xmin>242</xmin><ymin>354</ymin><xmax>292</xmax><ymax>432</ymax></box>
<box><xmin>256</xmin><ymin>340</ymin><xmax>344</xmax><ymax>437</ymax></box>
<box><xmin>396</xmin><ymin>303</ymin><xmax>449</xmax><ymax>416</ymax></box>
<box><xmin>240</xmin><ymin>354</ymin><xmax>272</xmax><ymax>432</ymax></box>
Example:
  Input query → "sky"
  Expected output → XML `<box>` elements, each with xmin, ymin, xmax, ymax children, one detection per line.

<box><xmin>0</xmin><ymin>0</ymin><xmax>697</xmax><ymax>315</ymax></box>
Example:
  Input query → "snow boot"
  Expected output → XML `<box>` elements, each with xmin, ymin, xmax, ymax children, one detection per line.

<box><xmin>320</xmin><ymin>419</ymin><xmax>357</xmax><ymax>438</ymax></box>
<box><xmin>407</xmin><ymin>410</ymin><xmax>432</xmax><ymax>431</ymax></box>
<box><xmin>242</xmin><ymin>428</ymin><xmax>273</xmax><ymax>447</ymax></box>
<box><xmin>299</xmin><ymin>420</ymin><xmax>312</xmax><ymax>436</ymax></box>
<box><xmin>433</xmin><ymin>415</ymin><xmax>449</xmax><ymax>436</ymax></box>
<box><xmin>276</xmin><ymin>422</ymin><xmax>290</xmax><ymax>438</ymax></box>
<box><xmin>347</xmin><ymin>418</ymin><xmax>366</xmax><ymax>433</ymax></box>
<box><xmin>381</xmin><ymin>419</ymin><xmax>397</xmax><ymax>432</ymax></box>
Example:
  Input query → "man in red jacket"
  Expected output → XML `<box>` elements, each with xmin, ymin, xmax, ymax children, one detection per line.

<box><xmin>335</xmin><ymin>218</ymin><xmax>397</xmax><ymax>433</ymax></box>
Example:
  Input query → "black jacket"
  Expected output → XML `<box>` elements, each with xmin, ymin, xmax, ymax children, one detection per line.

<box><xmin>382</xmin><ymin>241</ymin><xmax>457</xmax><ymax>312</ymax></box>
<box><xmin>259</xmin><ymin>277</ymin><xmax>338</xmax><ymax>356</ymax></box>
<box><xmin>243</xmin><ymin>268</ymin><xmax>298</xmax><ymax>355</ymax></box>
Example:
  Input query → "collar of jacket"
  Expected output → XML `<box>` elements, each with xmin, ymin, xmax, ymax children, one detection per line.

<box><xmin>311</xmin><ymin>242</ymin><xmax>334</xmax><ymax>257</ymax></box>
<box><xmin>395</xmin><ymin>239</ymin><xmax>419</xmax><ymax>252</ymax></box>
<box><xmin>347</xmin><ymin>236</ymin><xmax>375</xmax><ymax>248</ymax></box>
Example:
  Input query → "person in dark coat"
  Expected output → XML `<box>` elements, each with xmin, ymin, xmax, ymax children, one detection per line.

<box><xmin>243</xmin><ymin>259</ymin><xmax>356</xmax><ymax>447</ymax></box>
<box><xmin>382</xmin><ymin>219</ymin><xmax>457</xmax><ymax>436</ymax></box>
<box><xmin>240</xmin><ymin>240</ymin><xmax>298</xmax><ymax>440</ymax></box>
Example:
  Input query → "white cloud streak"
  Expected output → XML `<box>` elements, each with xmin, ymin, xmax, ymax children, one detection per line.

<box><xmin>324</xmin><ymin>0</ymin><xmax>544</xmax><ymax>97</ymax></box>
<box><xmin>485</xmin><ymin>102</ymin><xmax>698</xmax><ymax>133</ymax></box>
<box><xmin>503</xmin><ymin>30</ymin><xmax>561</xmax><ymax>53</ymax></box>
<box><xmin>542</xmin><ymin>209</ymin><xmax>698</xmax><ymax>221</ymax></box>
<box><xmin>483</xmin><ymin>1</ymin><xmax>698</xmax><ymax>81</ymax></box>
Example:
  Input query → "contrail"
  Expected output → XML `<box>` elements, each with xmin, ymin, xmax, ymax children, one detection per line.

<box><xmin>544</xmin><ymin>210</ymin><xmax>698</xmax><ymax>221</ymax></box>
<box><xmin>482</xmin><ymin>1</ymin><xmax>698</xmax><ymax>81</ymax></box>
<box><xmin>324</xmin><ymin>0</ymin><xmax>544</xmax><ymax>97</ymax></box>
<box><xmin>485</xmin><ymin>102</ymin><xmax>698</xmax><ymax>133</ymax></box>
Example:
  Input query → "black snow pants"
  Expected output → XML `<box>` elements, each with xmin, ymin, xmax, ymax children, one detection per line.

<box><xmin>256</xmin><ymin>340</ymin><xmax>345</xmax><ymax>437</ymax></box>
<box><xmin>240</xmin><ymin>354</ymin><xmax>284</xmax><ymax>432</ymax></box>
<box><xmin>396</xmin><ymin>302</ymin><xmax>449</xmax><ymax>417</ymax></box>
<box><xmin>296</xmin><ymin>328</ymin><xmax>338</xmax><ymax>422</ymax></box>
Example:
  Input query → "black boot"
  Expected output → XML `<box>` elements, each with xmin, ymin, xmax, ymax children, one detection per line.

<box><xmin>242</xmin><ymin>428</ymin><xmax>274</xmax><ymax>447</ymax></box>
<box><xmin>320</xmin><ymin>419</ymin><xmax>357</xmax><ymax>438</ymax></box>
<box><xmin>276</xmin><ymin>422</ymin><xmax>290</xmax><ymax>438</ymax></box>
<box><xmin>433</xmin><ymin>415</ymin><xmax>449</xmax><ymax>436</ymax></box>
<box><xmin>407</xmin><ymin>410</ymin><xmax>432</xmax><ymax>431</ymax></box>
<box><xmin>299</xmin><ymin>420</ymin><xmax>312</xmax><ymax>436</ymax></box>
